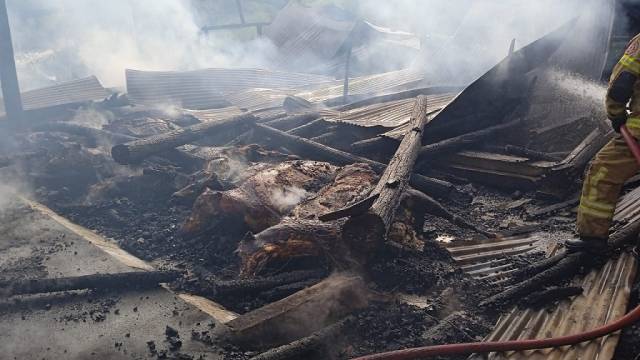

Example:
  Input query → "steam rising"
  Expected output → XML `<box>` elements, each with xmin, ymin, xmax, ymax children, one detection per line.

<box><xmin>6</xmin><ymin>0</ymin><xmax>587</xmax><ymax>92</ymax></box>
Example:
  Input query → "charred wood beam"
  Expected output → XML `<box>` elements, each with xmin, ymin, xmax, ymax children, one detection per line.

<box><xmin>111</xmin><ymin>113</ymin><xmax>257</xmax><ymax>164</ymax></box>
<box><xmin>226</xmin><ymin>273</ymin><xmax>368</xmax><ymax>349</ymax></box>
<box><xmin>482</xmin><ymin>144</ymin><xmax>561</xmax><ymax>162</ymax></box>
<box><xmin>251</xmin><ymin>122</ymin><xmax>454</xmax><ymax>198</ymax></box>
<box><xmin>402</xmin><ymin>188</ymin><xmax>494</xmax><ymax>237</ymax></box>
<box><xmin>342</xmin><ymin>96</ymin><xmax>430</xmax><ymax>251</ymax></box>
<box><xmin>207</xmin><ymin>269</ymin><xmax>328</xmax><ymax>297</ymax></box>
<box><xmin>319</xmin><ymin>193</ymin><xmax>380</xmax><ymax>222</ymax></box>
<box><xmin>286</xmin><ymin>118</ymin><xmax>328</xmax><ymax>138</ymax></box>
<box><xmin>0</xmin><ymin>271</ymin><xmax>180</xmax><ymax>296</ymax></box>
<box><xmin>521</xmin><ymin>286</ymin><xmax>583</xmax><ymax>309</ymax></box>
<box><xmin>480</xmin><ymin>252</ymin><xmax>586</xmax><ymax>308</ymax></box>
<box><xmin>263</xmin><ymin>113</ymin><xmax>320</xmax><ymax>131</ymax></box>
<box><xmin>249</xmin><ymin>316</ymin><xmax>352</xmax><ymax>360</ymax></box>
<box><xmin>337</xmin><ymin>86</ymin><xmax>463</xmax><ymax>111</ymax></box>
<box><xmin>417</xmin><ymin>117</ymin><xmax>522</xmax><ymax>162</ymax></box>
<box><xmin>34</xmin><ymin>122</ymin><xmax>137</xmax><ymax>144</ymax></box>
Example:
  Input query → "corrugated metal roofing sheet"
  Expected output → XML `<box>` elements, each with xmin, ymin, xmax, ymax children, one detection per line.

<box><xmin>125</xmin><ymin>68</ymin><xmax>333</xmax><ymax>110</ymax></box>
<box><xmin>0</xmin><ymin>76</ymin><xmax>109</xmax><ymax>116</ymax></box>
<box><xmin>320</xmin><ymin>93</ymin><xmax>456</xmax><ymax>129</ymax></box>
<box><xmin>297</xmin><ymin>68</ymin><xmax>425</xmax><ymax>103</ymax></box>
<box><xmin>470</xmin><ymin>251</ymin><xmax>637</xmax><ymax>360</ymax></box>
<box><xmin>444</xmin><ymin>230</ymin><xmax>562</xmax><ymax>283</ymax></box>
<box><xmin>466</xmin><ymin>177</ymin><xmax>639</xmax><ymax>360</ymax></box>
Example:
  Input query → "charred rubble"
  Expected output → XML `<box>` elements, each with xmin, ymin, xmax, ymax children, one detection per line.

<box><xmin>1</xmin><ymin>3</ymin><xmax>640</xmax><ymax>360</ymax></box>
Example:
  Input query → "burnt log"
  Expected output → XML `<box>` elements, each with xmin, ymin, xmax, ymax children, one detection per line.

<box><xmin>521</xmin><ymin>286</ymin><xmax>583</xmax><ymax>309</ymax></box>
<box><xmin>480</xmin><ymin>252</ymin><xmax>588</xmax><ymax>308</ymax></box>
<box><xmin>318</xmin><ymin>193</ymin><xmax>379</xmax><ymax>222</ymax></box>
<box><xmin>226</xmin><ymin>272</ymin><xmax>368</xmax><ymax>349</ymax></box>
<box><xmin>238</xmin><ymin>220</ymin><xmax>344</xmax><ymax>277</ymax></box>
<box><xmin>33</xmin><ymin>122</ymin><xmax>137</xmax><ymax>144</ymax></box>
<box><xmin>249</xmin><ymin>316</ymin><xmax>352</xmax><ymax>360</ymax></box>
<box><xmin>351</xmin><ymin>136</ymin><xmax>399</xmax><ymax>157</ymax></box>
<box><xmin>111</xmin><ymin>113</ymin><xmax>257</xmax><ymax>164</ymax></box>
<box><xmin>402</xmin><ymin>188</ymin><xmax>494</xmax><ymax>237</ymax></box>
<box><xmin>417</xmin><ymin>117</ymin><xmax>522</xmax><ymax>161</ymax></box>
<box><xmin>251</xmin><ymin>122</ymin><xmax>454</xmax><ymax>198</ymax></box>
<box><xmin>482</xmin><ymin>144</ymin><xmax>561</xmax><ymax>162</ymax></box>
<box><xmin>180</xmin><ymin>161</ymin><xmax>337</xmax><ymax>237</ymax></box>
<box><xmin>0</xmin><ymin>271</ymin><xmax>180</xmax><ymax>296</ymax></box>
<box><xmin>342</xmin><ymin>96</ymin><xmax>430</xmax><ymax>252</ymax></box>
<box><xmin>207</xmin><ymin>269</ymin><xmax>328</xmax><ymax>297</ymax></box>
<box><xmin>287</xmin><ymin>118</ymin><xmax>328</xmax><ymax>138</ymax></box>
<box><xmin>263</xmin><ymin>112</ymin><xmax>320</xmax><ymax>131</ymax></box>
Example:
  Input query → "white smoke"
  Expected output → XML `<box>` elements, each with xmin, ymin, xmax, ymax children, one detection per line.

<box><xmin>6</xmin><ymin>0</ymin><xmax>278</xmax><ymax>90</ymax></box>
<box><xmin>4</xmin><ymin>0</ymin><xmax>590</xmax><ymax>92</ymax></box>
<box><xmin>270</xmin><ymin>186</ymin><xmax>308</xmax><ymax>212</ymax></box>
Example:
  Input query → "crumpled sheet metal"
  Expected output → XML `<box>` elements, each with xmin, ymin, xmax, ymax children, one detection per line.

<box><xmin>444</xmin><ymin>230</ymin><xmax>559</xmax><ymax>283</ymax></box>
<box><xmin>469</xmin><ymin>251</ymin><xmax>637</xmax><ymax>360</ymax></box>
<box><xmin>0</xmin><ymin>76</ymin><xmax>109</xmax><ymax>116</ymax></box>
<box><xmin>319</xmin><ymin>93</ymin><xmax>456</xmax><ymax>129</ymax></box>
<box><xmin>126</xmin><ymin>68</ymin><xmax>332</xmax><ymax>110</ymax></box>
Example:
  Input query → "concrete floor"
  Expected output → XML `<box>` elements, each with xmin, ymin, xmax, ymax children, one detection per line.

<box><xmin>0</xmin><ymin>195</ymin><xmax>225</xmax><ymax>359</ymax></box>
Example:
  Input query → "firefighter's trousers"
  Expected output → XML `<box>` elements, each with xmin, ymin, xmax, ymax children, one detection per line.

<box><xmin>577</xmin><ymin>121</ymin><xmax>640</xmax><ymax>239</ymax></box>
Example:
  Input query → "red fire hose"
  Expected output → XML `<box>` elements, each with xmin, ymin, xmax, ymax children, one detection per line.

<box><xmin>352</xmin><ymin>125</ymin><xmax>640</xmax><ymax>360</ymax></box>
<box><xmin>352</xmin><ymin>304</ymin><xmax>640</xmax><ymax>360</ymax></box>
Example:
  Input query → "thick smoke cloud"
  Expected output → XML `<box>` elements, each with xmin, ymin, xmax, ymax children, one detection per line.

<box><xmin>7</xmin><ymin>0</ymin><xmax>278</xmax><ymax>90</ymax></box>
<box><xmin>6</xmin><ymin>0</ymin><xmax>589</xmax><ymax>92</ymax></box>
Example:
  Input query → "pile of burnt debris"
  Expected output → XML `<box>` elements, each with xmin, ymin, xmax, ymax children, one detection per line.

<box><xmin>2</xmin><ymin>5</ymin><xmax>640</xmax><ymax>359</ymax></box>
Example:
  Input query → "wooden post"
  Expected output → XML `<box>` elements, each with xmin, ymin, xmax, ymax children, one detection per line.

<box><xmin>0</xmin><ymin>0</ymin><xmax>23</xmax><ymax>122</ymax></box>
<box><xmin>341</xmin><ymin>96</ymin><xmax>430</xmax><ymax>251</ymax></box>
<box><xmin>235</xmin><ymin>0</ymin><xmax>245</xmax><ymax>24</ymax></box>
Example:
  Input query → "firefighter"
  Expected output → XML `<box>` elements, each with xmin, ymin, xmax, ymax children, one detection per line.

<box><xmin>567</xmin><ymin>34</ymin><xmax>640</xmax><ymax>253</ymax></box>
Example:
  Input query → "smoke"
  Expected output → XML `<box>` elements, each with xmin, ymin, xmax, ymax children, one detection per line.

<box><xmin>6</xmin><ymin>0</ymin><xmax>278</xmax><ymax>90</ymax></box>
<box><xmin>270</xmin><ymin>186</ymin><xmax>308</xmax><ymax>212</ymax></box>
<box><xmin>4</xmin><ymin>0</ymin><xmax>590</xmax><ymax>93</ymax></box>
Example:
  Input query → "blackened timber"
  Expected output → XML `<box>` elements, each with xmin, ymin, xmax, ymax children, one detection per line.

<box><xmin>342</xmin><ymin>96</ymin><xmax>430</xmax><ymax>251</ymax></box>
<box><xmin>480</xmin><ymin>253</ymin><xmax>586</xmax><ymax>308</ymax></box>
<box><xmin>251</xmin><ymin>122</ymin><xmax>454</xmax><ymax>197</ymax></box>
<box><xmin>111</xmin><ymin>113</ymin><xmax>257</xmax><ymax>164</ymax></box>
<box><xmin>209</xmin><ymin>270</ymin><xmax>328</xmax><ymax>297</ymax></box>
<box><xmin>249</xmin><ymin>317</ymin><xmax>352</xmax><ymax>360</ymax></box>
<box><xmin>402</xmin><ymin>188</ymin><xmax>494</xmax><ymax>237</ymax></box>
<box><xmin>319</xmin><ymin>193</ymin><xmax>379</xmax><ymax>222</ymax></box>
<box><xmin>418</xmin><ymin>118</ymin><xmax>522</xmax><ymax>161</ymax></box>
<box><xmin>263</xmin><ymin>112</ymin><xmax>320</xmax><ymax>131</ymax></box>
<box><xmin>0</xmin><ymin>271</ymin><xmax>180</xmax><ymax>296</ymax></box>
<box><xmin>287</xmin><ymin>118</ymin><xmax>328</xmax><ymax>137</ymax></box>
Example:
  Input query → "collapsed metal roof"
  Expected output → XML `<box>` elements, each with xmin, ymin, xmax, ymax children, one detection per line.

<box><xmin>0</xmin><ymin>76</ymin><xmax>108</xmax><ymax>117</ymax></box>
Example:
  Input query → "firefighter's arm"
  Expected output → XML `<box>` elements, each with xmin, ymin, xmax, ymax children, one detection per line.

<box><xmin>607</xmin><ymin>39</ymin><xmax>640</xmax><ymax>130</ymax></box>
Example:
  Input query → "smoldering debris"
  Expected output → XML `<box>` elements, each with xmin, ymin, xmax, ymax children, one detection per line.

<box><xmin>2</xmin><ymin>1</ymin><xmax>639</xmax><ymax>360</ymax></box>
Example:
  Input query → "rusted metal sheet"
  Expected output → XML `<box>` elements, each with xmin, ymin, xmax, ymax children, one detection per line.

<box><xmin>0</xmin><ymin>76</ymin><xmax>108</xmax><ymax>117</ymax></box>
<box><xmin>321</xmin><ymin>93</ymin><xmax>455</xmax><ymax>129</ymax></box>
<box><xmin>126</xmin><ymin>68</ymin><xmax>332</xmax><ymax>110</ymax></box>
<box><xmin>469</xmin><ymin>251</ymin><xmax>637</xmax><ymax>360</ymax></box>
<box><xmin>444</xmin><ymin>230</ymin><xmax>560</xmax><ymax>283</ymax></box>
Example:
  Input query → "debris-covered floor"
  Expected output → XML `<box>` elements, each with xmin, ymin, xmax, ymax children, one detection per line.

<box><xmin>2</xmin><ymin>1</ymin><xmax>640</xmax><ymax>360</ymax></box>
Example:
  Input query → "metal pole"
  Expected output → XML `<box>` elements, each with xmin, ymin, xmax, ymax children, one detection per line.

<box><xmin>0</xmin><ymin>0</ymin><xmax>22</xmax><ymax>122</ymax></box>
<box><xmin>342</xmin><ymin>44</ymin><xmax>352</xmax><ymax>104</ymax></box>
<box><xmin>235</xmin><ymin>0</ymin><xmax>245</xmax><ymax>24</ymax></box>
